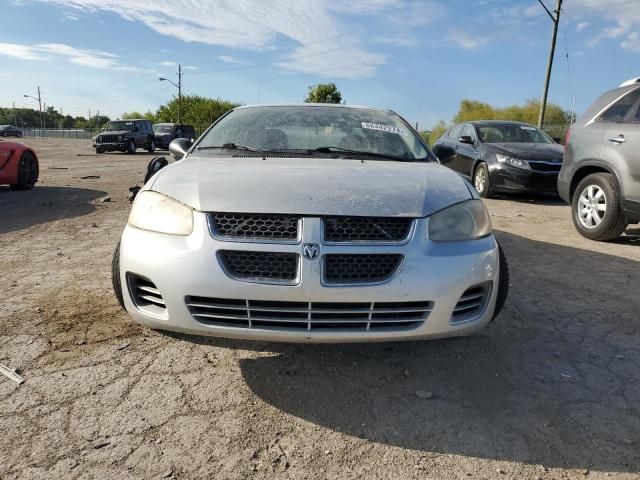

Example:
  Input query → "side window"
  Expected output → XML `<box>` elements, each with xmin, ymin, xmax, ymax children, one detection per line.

<box><xmin>633</xmin><ymin>104</ymin><xmax>640</xmax><ymax>124</ymax></box>
<box><xmin>449</xmin><ymin>124</ymin><xmax>463</xmax><ymax>139</ymax></box>
<box><xmin>599</xmin><ymin>89</ymin><xmax>640</xmax><ymax>123</ymax></box>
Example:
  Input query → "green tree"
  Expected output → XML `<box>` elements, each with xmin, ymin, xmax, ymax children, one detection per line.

<box><xmin>122</xmin><ymin>111</ymin><xmax>156</xmax><ymax>121</ymax></box>
<box><xmin>61</xmin><ymin>115</ymin><xmax>75</xmax><ymax>128</ymax></box>
<box><xmin>304</xmin><ymin>83</ymin><xmax>343</xmax><ymax>104</ymax></box>
<box><xmin>155</xmin><ymin>95</ymin><xmax>239</xmax><ymax>128</ymax></box>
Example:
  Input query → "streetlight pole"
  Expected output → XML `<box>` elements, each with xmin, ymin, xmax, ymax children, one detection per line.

<box><xmin>23</xmin><ymin>86</ymin><xmax>43</xmax><ymax>134</ymax></box>
<box><xmin>537</xmin><ymin>0</ymin><xmax>563</xmax><ymax>128</ymax></box>
<box><xmin>159</xmin><ymin>64</ymin><xmax>182</xmax><ymax>124</ymax></box>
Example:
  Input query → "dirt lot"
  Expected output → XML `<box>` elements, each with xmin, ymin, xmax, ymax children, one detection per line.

<box><xmin>0</xmin><ymin>138</ymin><xmax>639</xmax><ymax>480</ymax></box>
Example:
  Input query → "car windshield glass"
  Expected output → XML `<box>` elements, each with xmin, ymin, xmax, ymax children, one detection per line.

<box><xmin>106</xmin><ymin>121</ymin><xmax>134</xmax><ymax>131</ymax></box>
<box><xmin>477</xmin><ymin>124</ymin><xmax>553</xmax><ymax>144</ymax></box>
<box><xmin>197</xmin><ymin>106</ymin><xmax>431</xmax><ymax>161</ymax></box>
<box><xmin>154</xmin><ymin>125</ymin><xmax>174</xmax><ymax>133</ymax></box>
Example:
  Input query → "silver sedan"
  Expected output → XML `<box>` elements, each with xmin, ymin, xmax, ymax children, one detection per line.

<box><xmin>113</xmin><ymin>104</ymin><xmax>509</xmax><ymax>343</ymax></box>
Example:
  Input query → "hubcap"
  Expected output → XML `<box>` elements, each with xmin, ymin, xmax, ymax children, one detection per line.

<box><xmin>577</xmin><ymin>184</ymin><xmax>606</xmax><ymax>229</ymax></box>
<box><xmin>474</xmin><ymin>168</ymin><xmax>486</xmax><ymax>193</ymax></box>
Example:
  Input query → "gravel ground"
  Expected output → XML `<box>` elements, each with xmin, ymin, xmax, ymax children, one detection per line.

<box><xmin>0</xmin><ymin>138</ymin><xmax>639</xmax><ymax>480</ymax></box>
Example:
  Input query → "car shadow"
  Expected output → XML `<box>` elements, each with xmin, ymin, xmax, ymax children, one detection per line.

<box><xmin>492</xmin><ymin>192</ymin><xmax>565</xmax><ymax>206</ymax></box>
<box><xmin>214</xmin><ymin>231</ymin><xmax>637</xmax><ymax>473</ymax></box>
<box><xmin>0</xmin><ymin>185</ymin><xmax>107</xmax><ymax>234</ymax></box>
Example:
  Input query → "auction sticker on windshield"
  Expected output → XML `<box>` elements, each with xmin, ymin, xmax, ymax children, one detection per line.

<box><xmin>361</xmin><ymin>122</ymin><xmax>403</xmax><ymax>134</ymax></box>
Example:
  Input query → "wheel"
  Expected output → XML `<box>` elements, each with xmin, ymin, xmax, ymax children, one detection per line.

<box><xmin>571</xmin><ymin>173</ymin><xmax>627</xmax><ymax>241</ymax></box>
<box><xmin>96</xmin><ymin>147</ymin><xmax>103</xmax><ymax>154</ymax></box>
<box><xmin>491</xmin><ymin>241</ymin><xmax>509</xmax><ymax>321</ymax></box>
<box><xmin>112</xmin><ymin>241</ymin><xmax>125</xmax><ymax>309</ymax></box>
<box><xmin>146</xmin><ymin>139</ymin><xmax>155</xmax><ymax>153</ymax></box>
<box><xmin>126</xmin><ymin>139</ymin><xmax>136</xmax><ymax>154</ymax></box>
<box><xmin>10</xmin><ymin>151</ymin><xmax>38</xmax><ymax>190</ymax></box>
<box><xmin>473</xmin><ymin>162</ymin><xmax>493</xmax><ymax>198</ymax></box>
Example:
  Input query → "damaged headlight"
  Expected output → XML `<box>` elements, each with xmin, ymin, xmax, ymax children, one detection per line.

<box><xmin>428</xmin><ymin>200</ymin><xmax>492</xmax><ymax>242</ymax></box>
<box><xmin>128</xmin><ymin>191</ymin><xmax>193</xmax><ymax>235</ymax></box>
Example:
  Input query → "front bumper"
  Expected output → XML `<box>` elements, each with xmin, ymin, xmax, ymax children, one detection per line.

<box><xmin>491</xmin><ymin>164</ymin><xmax>559</xmax><ymax>194</ymax></box>
<box><xmin>118</xmin><ymin>213</ymin><xmax>502</xmax><ymax>343</ymax></box>
<box><xmin>96</xmin><ymin>142</ymin><xmax>127</xmax><ymax>152</ymax></box>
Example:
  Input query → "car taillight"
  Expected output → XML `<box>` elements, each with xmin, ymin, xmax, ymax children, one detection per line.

<box><xmin>564</xmin><ymin>128</ymin><xmax>571</xmax><ymax>150</ymax></box>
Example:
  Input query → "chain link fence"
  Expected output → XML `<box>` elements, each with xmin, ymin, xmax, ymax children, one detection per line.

<box><xmin>20</xmin><ymin>126</ymin><xmax>211</xmax><ymax>140</ymax></box>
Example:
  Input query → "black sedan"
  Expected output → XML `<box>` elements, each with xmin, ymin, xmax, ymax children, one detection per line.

<box><xmin>0</xmin><ymin>125</ymin><xmax>23</xmax><ymax>138</ymax></box>
<box><xmin>432</xmin><ymin>121</ymin><xmax>563</xmax><ymax>198</ymax></box>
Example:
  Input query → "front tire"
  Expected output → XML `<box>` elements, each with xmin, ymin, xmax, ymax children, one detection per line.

<box><xmin>571</xmin><ymin>173</ymin><xmax>627</xmax><ymax>241</ymax></box>
<box><xmin>10</xmin><ymin>151</ymin><xmax>38</xmax><ymax>190</ymax></box>
<box><xmin>491</xmin><ymin>241</ymin><xmax>509</xmax><ymax>321</ymax></box>
<box><xmin>112</xmin><ymin>241</ymin><xmax>125</xmax><ymax>309</ymax></box>
<box><xmin>126</xmin><ymin>139</ymin><xmax>136</xmax><ymax>154</ymax></box>
<box><xmin>146</xmin><ymin>139</ymin><xmax>155</xmax><ymax>153</ymax></box>
<box><xmin>473</xmin><ymin>162</ymin><xmax>493</xmax><ymax>198</ymax></box>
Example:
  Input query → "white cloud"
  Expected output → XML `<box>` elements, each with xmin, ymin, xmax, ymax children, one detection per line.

<box><xmin>569</xmin><ymin>0</ymin><xmax>640</xmax><ymax>53</ymax></box>
<box><xmin>0</xmin><ymin>42</ymin><xmax>137</xmax><ymax>70</ymax></box>
<box><xmin>446</xmin><ymin>31</ymin><xmax>488</xmax><ymax>50</ymax></box>
<box><xmin>159</xmin><ymin>61</ymin><xmax>177</xmax><ymax>67</ymax></box>
<box><xmin>217</xmin><ymin>55</ymin><xmax>245</xmax><ymax>64</ymax></box>
<box><xmin>31</xmin><ymin>0</ymin><xmax>419</xmax><ymax>78</ymax></box>
<box><xmin>576</xmin><ymin>22</ymin><xmax>589</xmax><ymax>31</ymax></box>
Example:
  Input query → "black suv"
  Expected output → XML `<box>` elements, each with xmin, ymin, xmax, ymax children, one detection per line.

<box><xmin>153</xmin><ymin>123</ymin><xmax>196</xmax><ymax>150</ymax></box>
<box><xmin>94</xmin><ymin>119</ymin><xmax>156</xmax><ymax>154</ymax></box>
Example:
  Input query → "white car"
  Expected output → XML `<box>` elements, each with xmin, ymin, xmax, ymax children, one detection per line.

<box><xmin>113</xmin><ymin>104</ymin><xmax>508</xmax><ymax>343</ymax></box>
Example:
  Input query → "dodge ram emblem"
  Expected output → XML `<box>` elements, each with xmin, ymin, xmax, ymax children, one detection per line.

<box><xmin>303</xmin><ymin>243</ymin><xmax>320</xmax><ymax>260</ymax></box>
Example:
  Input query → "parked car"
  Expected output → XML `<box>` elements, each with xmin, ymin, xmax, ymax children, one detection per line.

<box><xmin>93</xmin><ymin>119</ymin><xmax>155</xmax><ymax>154</ymax></box>
<box><xmin>0</xmin><ymin>125</ymin><xmax>23</xmax><ymax>137</ymax></box>
<box><xmin>432</xmin><ymin>121</ymin><xmax>564</xmax><ymax>198</ymax></box>
<box><xmin>112</xmin><ymin>104</ymin><xmax>509</xmax><ymax>343</ymax></box>
<box><xmin>153</xmin><ymin>123</ymin><xmax>196</xmax><ymax>150</ymax></box>
<box><xmin>0</xmin><ymin>140</ymin><xmax>39</xmax><ymax>190</ymax></box>
<box><xmin>558</xmin><ymin>78</ymin><xmax>640</xmax><ymax>241</ymax></box>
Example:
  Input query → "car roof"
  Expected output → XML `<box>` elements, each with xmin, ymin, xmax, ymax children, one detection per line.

<box><xmin>234</xmin><ymin>103</ymin><xmax>396</xmax><ymax>114</ymax></box>
<box><xmin>467</xmin><ymin>120</ymin><xmax>538</xmax><ymax>127</ymax></box>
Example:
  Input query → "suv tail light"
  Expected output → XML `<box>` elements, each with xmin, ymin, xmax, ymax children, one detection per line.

<box><xmin>564</xmin><ymin>128</ymin><xmax>571</xmax><ymax>150</ymax></box>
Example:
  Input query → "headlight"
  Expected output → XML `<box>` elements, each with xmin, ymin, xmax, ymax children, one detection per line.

<box><xmin>428</xmin><ymin>200</ymin><xmax>492</xmax><ymax>242</ymax></box>
<box><xmin>128</xmin><ymin>191</ymin><xmax>193</xmax><ymax>235</ymax></box>
<box><xmin>495</xmin><ymin>154</ymin><xmax>530</xmax><ymax>170</ymax></box>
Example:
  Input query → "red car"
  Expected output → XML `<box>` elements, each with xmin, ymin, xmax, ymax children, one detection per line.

<box><xmin>0</xmin><ymin>140</ymin><xmax>39</xmax><ymax>190</ymax></box>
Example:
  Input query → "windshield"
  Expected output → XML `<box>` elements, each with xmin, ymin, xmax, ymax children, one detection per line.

<box><xmin>477</xmin><ymin>123</ymin><xmax>553</xmax><ymax>144</ymax></box>
<box><xmin>197</xmin><ymin>106</ymin><xmax>431</xmax><ymax>161</ymax></box>
<box><xmin>106</xmin><ymin>121</ymin><xmax>134</xmax><ymax>131</ymax></box>
<box><xmin>154</xmin><ymin>124</ymin><xmax>174</xmax><ymax>133</ymax></box>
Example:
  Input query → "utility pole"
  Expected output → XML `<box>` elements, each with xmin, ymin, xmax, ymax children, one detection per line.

<box><xmin>43</xmin><ymin>102</ymin><xmax>46</xmax><ymax>134</ymax></box>
<box><xmin>12</xmin><ymin>102</ymin><xmax>17</xmax><ymax>126</ymax></box>
<box><xmin>178</xmin><ymin>63</ymin><xmax>182</xmax><ymax>125</ymax></box>
<box><xmin>97</xmin><ymin>109</ymin><xmax>100</xmax><ymax>132</ymax></box>
<box><xmin>537</xmin><ymin>0</ymin><xmax>562</xmax><ymax>128</ymax></box>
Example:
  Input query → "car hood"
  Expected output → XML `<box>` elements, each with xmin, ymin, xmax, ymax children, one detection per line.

<box><xmin>486</xmin><ymin>142</ymin><xmax>563</xmax><ymax>161</ymax></box>
<box><xmin>149</xmin><ymin>155</ymin><xmax>473</xmax><ymax>217</ymax></box>
<box><xmin>98</xmin><ymin>130</ymin><xmax>130</xmax><ymax>136</ymax></box>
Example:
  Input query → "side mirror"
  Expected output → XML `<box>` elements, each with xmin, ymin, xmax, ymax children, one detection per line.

<box><xmin>432</xmin><ymin>145</ymin><xmax>456</xmax><ymax>164</ymax></box>
<box><xmin>144</xmin><ymin>156</ymin><xmax>169</xmax><ymax>184</ymax></box>
<box><xmin>169</xmin><ymin>138</ymin><xmax>193</xmax><ymax>160</ymax></box>
<box><xmin>458</xmin><ymin>135</ymin><xmax>474</xmax><ymax>145</ymax></box>
<box><xmin>553</xmin><ymin>137</ymin><xmax>563</xmax><ymax>144</ymax></box>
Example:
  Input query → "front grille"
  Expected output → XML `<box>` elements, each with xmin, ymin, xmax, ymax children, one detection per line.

<box><xmin>528</xmin><ymin>161</ymin><xmax>562</xmax><ymax>172</ymax></box>
<box><xmin>451</xmin><ymin>282</ymin><xmax>492</xmax><ymax>323</ymax></box>
<box><xmin>127</xmin><ymin>275</ymin><xmax>166</xmax><ymax>315</ymax></box>
<box><xmin>324</xmin><ymin>217</ymin><xmax>412</xmax><ymax>242</ymax></box>
<box><xmin>98</xmin><ymin>134</ymin><xmax>119</xmax><ymax>143</ymax></box>
<box><xmin>209</xmin><ymin>213</ymin><xmax>300</xmax><ymax>241</ymax></box>
<box><xmin>323</xmin><ymin>254</ymin><xmax>403</xmax><ymax>284</ymax></box>
<box><xmin>186</xmin><ymin>297</ymin><xmax>432</xmax><ymax>331</ymax></box>
<box><xmin>218</xmin><ymin>250</ymin><xmax>299</xmax><ymax>283</ymax></box>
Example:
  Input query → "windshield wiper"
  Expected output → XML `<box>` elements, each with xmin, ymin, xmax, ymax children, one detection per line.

<box><xmin>312</xmin><ymin>147</ymin><xmax>409</xmax><ymax>162</ymax></box>
<box><xmin>197</xmin><ymin>143</ymin><xmax>258</xmax><ymax>151</ymax></box>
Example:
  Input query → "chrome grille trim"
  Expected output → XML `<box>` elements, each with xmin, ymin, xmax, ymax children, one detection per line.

<box><xmin>322</xmin><ymin>217</ymin><xmax>414</xmax><ymax>244</ymax></box>
<box><xmin>217</xmin><ymin>250</ymin><xmax>300</xmax><ymax>285</ymax></box>
<box><xmin>451</xmin><ymin>282</ymin><xmax>492</xmax><ymax>324</ymax></box>
<box><xmin>208</xmin><ymin>213</ymin><xmax>301</xmax><ymax>243</ymax></box>
<box><xmin>323</xmin><ymin>254</ymin><xmax>404</xmax><ymax>285</ymax></box>
<box><xmin>186</xmin><ymin>297</ymin><xmax>433</xmax><ymax>331</ymax></box>
<box><xmin>97</xmin><ymin>134</ymin><xmax>120</xmax><ymax>144</ymax></box>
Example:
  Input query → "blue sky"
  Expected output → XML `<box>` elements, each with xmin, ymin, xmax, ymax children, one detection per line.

<box><xmin>0</xmin><ymin>0</ymin><xmax>638</xmax><ymax>128</ymax></box>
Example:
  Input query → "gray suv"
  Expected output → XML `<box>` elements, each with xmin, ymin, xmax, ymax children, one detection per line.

<box><xmin>558</xmin><ymin>78</ymin><xmax>640</xmax><ymax>241</ymax></box>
